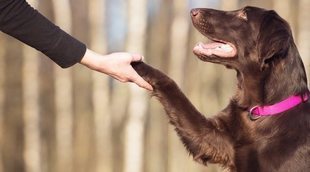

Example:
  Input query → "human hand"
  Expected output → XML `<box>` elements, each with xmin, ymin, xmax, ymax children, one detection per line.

<box><xmin>80</xmin><ymin>49</ymin><xmax>153</xmax><ymax>91</ymax></box>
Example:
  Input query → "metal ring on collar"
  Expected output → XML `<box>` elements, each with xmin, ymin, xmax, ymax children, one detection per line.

<box><xmin>248</xmin><ymin>106</ymin><xmax>261</xmax><ymax>121</ymax></box>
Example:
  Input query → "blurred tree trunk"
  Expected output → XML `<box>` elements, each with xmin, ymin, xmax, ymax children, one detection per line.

<box><xmin>167</xmin><ymin>0</ymin><xmax>191</xmax><ymax>172</ymax></box>
<box><xmin>1</xmin><ymin>28</ymin><xmax>25</xmax><ymax>172</ymax></box>
<box><xmin>241</xmin><ymin>0</ymin><xmax>272</xmax><ymax>8</ymax></box>
<box><xmin>220</xmin><ymin>0</ymin><xmax>239</xmax><ymax>10</ymax></box>
<box><xmin>298</xmin><ymin>0</ymin><xmax>310</xmax><ymax>78</ymax></box>
<box><xmin>144</xmin><ymin>0</ymin><xmax>172</xmax><ymax>171</ymax></box>
<box><xmin>36</xmin><ymin>1</ymin><xmax>57</xmax><ymax>172</ymax></box>
<box><xmin>124</xmin><ymin>0</ymin><xmax>148</xmax><ymax>172</ymax></box>
<box><xmin>110</xmin><ymin>84</ymin><xmax>128</xmax><ymax>172</ymax></box>
<box><xmin>23</xmin><ymin>45</ymin><xmax>41</xmax><ymax>172</ymax></box>
<box><xmin>88</xmin><ymin>0</ymin><xmax>113</xmax><ymax>172</ymax></box>
<box><xmin>52</xmin><ymin>0</ymin><xmax>74</xmax><ymax>172</ymax></box>
<box><xmin>70</xmin><ymin>0</ymin><xmax>96</xmax><ymax>172</ymax></box>
<box><xmin>0</xmin><ymin>35</ymin><xmax>5</xmax><ymax>172</ymax></box>
<box><xmin>23</xmin><ymin>46</ymin><xmax>41</xmax><ymax>172</ymax></box>
<box><xmin>22</xmin><ymin>2</ymin><xmax>41</xmax><ymax>172</ymax></box>
<box><xmin>22</xmin><ymin>1</ymin><xmax>41</xmax><ymax>172</ymax></box>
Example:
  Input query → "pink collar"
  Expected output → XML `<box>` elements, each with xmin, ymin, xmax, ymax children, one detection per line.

<box><xmin>249</xmin><ymin>91</ymin><xmax>310</xmax><ymax>120</ymax></box>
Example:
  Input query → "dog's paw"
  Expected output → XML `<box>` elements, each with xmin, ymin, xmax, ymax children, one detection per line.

<box><xmin>131</xmin><ymin>62</ymin><xmax>152</xmax><ymax>78</ymax></box>
<box><xmin>131</xmin><ymin>62</ymin><xmax>176</xmax><ymax>90</ymax></box>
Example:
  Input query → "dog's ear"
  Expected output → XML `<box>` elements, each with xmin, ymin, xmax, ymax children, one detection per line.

<box><xmin>257</xmin><ymin>10</ymin><xmax>292</xmax><ymax>66</ymax></box>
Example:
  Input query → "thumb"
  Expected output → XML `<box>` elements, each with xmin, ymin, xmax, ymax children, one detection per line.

<box><xmin>135</xmin><ymin>77</ymin><xmax>153</xmax><ymax>91</ymax></box>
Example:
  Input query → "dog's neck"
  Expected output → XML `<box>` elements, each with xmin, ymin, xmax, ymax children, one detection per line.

<box><xmin>236</xmin><ymin>44</ymin><xmax>309</xmax><ymax>109</ymax></box>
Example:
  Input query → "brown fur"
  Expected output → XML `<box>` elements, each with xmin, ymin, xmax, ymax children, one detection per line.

<box><xmin>132</xmin><ymin>6</ymin><xmax>310</xmax><ymax>172</ymax></box>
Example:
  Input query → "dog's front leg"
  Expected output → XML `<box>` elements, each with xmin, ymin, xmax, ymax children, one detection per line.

<box><xmin>132</xmin><ymin>62</ymin><xmax>235</xmax><ymax>169</ymax></box>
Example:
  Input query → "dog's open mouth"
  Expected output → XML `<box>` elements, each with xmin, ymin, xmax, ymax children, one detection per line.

<box><xmin>193</xmin><ymin>39</ymin><xmax>237</xmax><ymax>58</ymax></box>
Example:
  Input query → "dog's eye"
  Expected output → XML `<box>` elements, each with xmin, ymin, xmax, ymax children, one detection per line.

<box><xmin>237</xmin><ymin>10</ymin><xmax>248</xmax><ymax>21</ymax></box>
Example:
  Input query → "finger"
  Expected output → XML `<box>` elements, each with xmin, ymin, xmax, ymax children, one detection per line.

<box><xmin>131</xmin><ymin>53</ymin><xmax>144</xmax><ymax>62</ymax></box>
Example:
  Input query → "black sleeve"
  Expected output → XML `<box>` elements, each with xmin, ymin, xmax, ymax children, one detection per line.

<box><xmin>0</xmin><ymin>0</ymin><xmax>86</xmax><ymax>68</ymax></box>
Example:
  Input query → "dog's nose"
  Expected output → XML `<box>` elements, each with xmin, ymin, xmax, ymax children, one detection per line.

<box><xmin>191</xmin><ymin>9</ymin><xmax>200</xmax><ymax>17</ymax></box>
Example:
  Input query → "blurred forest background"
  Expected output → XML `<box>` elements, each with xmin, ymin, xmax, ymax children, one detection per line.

<box><xmin>0</xmin><ymin>0</ymin><xmax>309</xmax><ymax>172</ymax></box>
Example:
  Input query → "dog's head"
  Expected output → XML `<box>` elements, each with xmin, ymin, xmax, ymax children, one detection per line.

<box><xmin>191</xmin><ymin>6</ymin><xmax>308</xmax><ymax>106</ymax></box>
<box><xmin>191</xmin><ymin>6</ymin><xmax>292</xmax><ymax>69</ymax></box>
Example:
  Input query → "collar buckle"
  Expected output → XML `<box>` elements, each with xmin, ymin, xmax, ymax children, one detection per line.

<box><xmin>248</xmin><ymin>106</ymin><xmax>261</xmax><ymax>121</ymax></box>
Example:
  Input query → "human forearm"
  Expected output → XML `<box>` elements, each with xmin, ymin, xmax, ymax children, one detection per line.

<box><xmin>0</xmin><ymin>0</ymin><xmax>86</xmax><ymax>68</ymax></box>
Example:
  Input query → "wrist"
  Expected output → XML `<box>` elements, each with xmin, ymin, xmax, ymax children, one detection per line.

<box><xmin>80</xmin><ymin>49</ymin><xmax>103</xmax><ymax>71</ymax></box>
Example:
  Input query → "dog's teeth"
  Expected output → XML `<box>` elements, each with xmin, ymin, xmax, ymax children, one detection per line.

<box><xmin>214</xmin><ymin>44</ymin><xmax>233</xmax><ymax>52</ymax></box>
<box><xmin>221</xmin><ymin>44</ymin><xmax>233</xmax><ymax>52</ymax></box>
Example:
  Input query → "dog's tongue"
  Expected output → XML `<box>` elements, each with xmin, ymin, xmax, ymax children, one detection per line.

<box><xmin>193</xmin><ymin>42</ymin><xmax>235</xmax><ymax>58</ymax></box>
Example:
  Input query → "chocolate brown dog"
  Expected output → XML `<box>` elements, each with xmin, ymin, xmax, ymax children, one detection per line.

<box><xmin>133</xmin><ymin>6</ymin><xmax>310</xmax><ymax>172</ymax></box>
